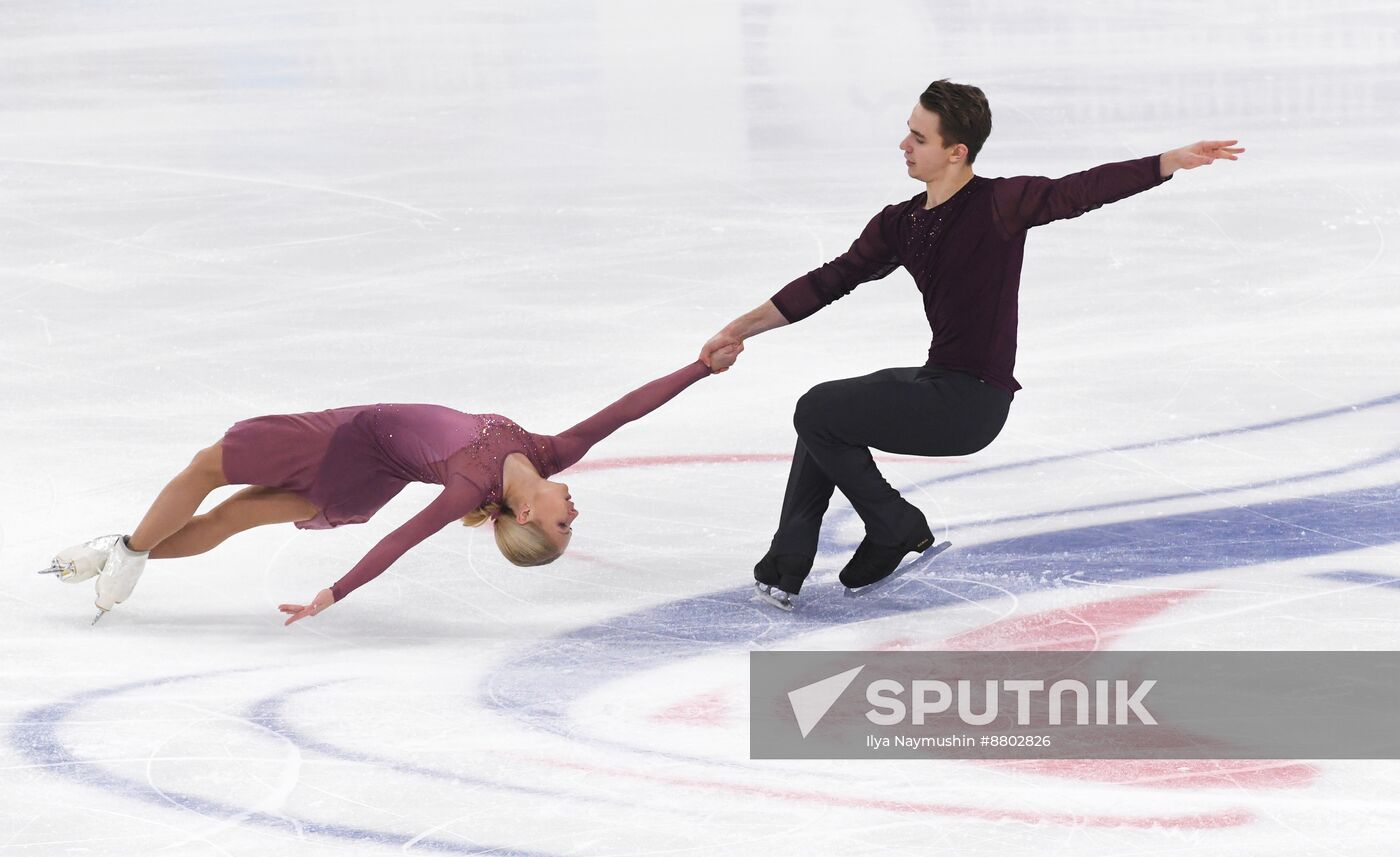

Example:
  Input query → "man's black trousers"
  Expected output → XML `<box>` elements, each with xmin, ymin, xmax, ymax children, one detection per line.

<box><xmin>767</xmin><ymin>365</ymin><xmax>1011</xmax><ymax>591</ymax></box>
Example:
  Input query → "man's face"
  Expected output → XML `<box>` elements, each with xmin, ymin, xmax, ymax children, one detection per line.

<box><xmin>899</xmin><ymin>104</ymin><xmax>961</xmax><ymax>182</ymax></box>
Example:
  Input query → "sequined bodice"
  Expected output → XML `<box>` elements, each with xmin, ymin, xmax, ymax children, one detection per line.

<box><xmin>359</xmin><ymin>405</ymin><xmax>557</xmax><ymax>503</ymax></box>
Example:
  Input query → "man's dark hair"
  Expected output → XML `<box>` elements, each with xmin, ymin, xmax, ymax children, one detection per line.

<box><xmin>918</xmin><ymin>80</ymin><xmax>992</xmax><ymax>164</ymax></box>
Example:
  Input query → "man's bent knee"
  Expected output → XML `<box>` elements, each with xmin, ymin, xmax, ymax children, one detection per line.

<box><xmin>793</xmin><ymin>381</ymin><xmax>844</xmax><ymax>436</ymax></box>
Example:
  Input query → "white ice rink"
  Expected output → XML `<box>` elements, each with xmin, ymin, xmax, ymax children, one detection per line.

<box><xmin>3</xmin><ymin>1</ymin><xmax>1400</xmax><ymax>853</ymax></box>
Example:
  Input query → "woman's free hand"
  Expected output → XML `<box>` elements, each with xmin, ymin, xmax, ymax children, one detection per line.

<box><xmin>279</xmin><ymin>587</ymin><xmax>335</xmax><ymax>626</ymax></box>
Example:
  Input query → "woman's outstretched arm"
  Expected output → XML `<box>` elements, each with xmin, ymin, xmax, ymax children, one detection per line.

<box><xmin>548</xmin><ymin>350</ymin><xmax>735</xmax><ymax>473</ymax></box>
<box><xmin>279</xmin><ymin>483</ymin><xmax>477</xmax><ymax>625</ymax></box>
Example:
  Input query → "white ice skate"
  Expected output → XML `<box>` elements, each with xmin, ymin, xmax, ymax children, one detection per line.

<box><xmin>37</xmin><ymin>534</ymin><xmax>124</xmax><ymax>583</ymax></box>
<box><xmin>92</xmin><ymin>537</ymin><xmax>150</xmax><ymax>624</ymax></box>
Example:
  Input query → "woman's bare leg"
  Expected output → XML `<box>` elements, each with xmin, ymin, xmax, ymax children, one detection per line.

<box><xmin>150</xmin><ymin>487</ymin><xmax>319</xmax><ymax>559</ymax></box>
<box><xmin>127</xmin><ymin>443</ymin><xmax>230</xmax><ymax>553</ymax></box>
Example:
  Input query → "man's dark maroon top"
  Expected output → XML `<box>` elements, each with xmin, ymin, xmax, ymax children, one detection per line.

<box><xmin>770</xmin><ymin>154</ymin><xmax>1172</xmax><ymax>396</ymax></box>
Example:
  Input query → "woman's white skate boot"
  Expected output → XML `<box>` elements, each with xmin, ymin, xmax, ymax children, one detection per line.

<box><xmin>93</xmin><ymin>537</ymin><xmax>150</xmax><ymax>623</ymax></box>
<box><xmin>38</xmin><ymin>534</ymin><xmax>124</xmax><ymax>583</ymax></box>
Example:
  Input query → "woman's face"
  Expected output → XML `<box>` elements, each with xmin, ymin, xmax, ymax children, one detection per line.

<box><xmin>528</xmin><ymin>479</ymin><xmax>577</xmax><ymax>550</ymax></box>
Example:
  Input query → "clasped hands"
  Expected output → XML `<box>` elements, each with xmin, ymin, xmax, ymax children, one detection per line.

<box><xmin>701</xmin><ymin>333</ymin><xmax>744</xmax><ymax>374</ymax></box>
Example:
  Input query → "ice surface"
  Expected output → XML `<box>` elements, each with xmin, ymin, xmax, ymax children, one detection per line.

<box><xmin>3</xmin><ymin>0</ymin><xmax>1399</xmax><ymax>854</ymax></box>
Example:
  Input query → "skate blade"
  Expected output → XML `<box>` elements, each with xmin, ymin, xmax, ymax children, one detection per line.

<box><xmin>753</xmin><ymin>582</ymin><xmax>794</xmax><ymax>612</ymax></box>
<box><xmin>38</xmin><ymin>566</ymin><xmax>84</xmax><ymax>583</ymax></box>
<box><xmin>92</xmin><ymin>608</ymin><xmax>108</xmax><ymax>626</ymax></box>
<box><xmin>844</xmin><ymin>540</ymin><xmax>951</xmax><ymax>598</ymax></box>
<box><xmin>38</xmin><ymin>561</ymin><xmax>88</xmax><ymax>582</ymax></box>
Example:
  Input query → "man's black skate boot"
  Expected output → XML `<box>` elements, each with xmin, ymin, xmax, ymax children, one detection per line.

<box><xmin>754</xmin><ymin>553</ymin><xmax>811</xmax><ymax>595</ymax></box>
<box><xmin>754</xmin><ymin>553</ymin><xmax>812</xmax><ymax>610</ymax></box>
<box><xmin>838</xmin><ymin>522</ymin><xmax>935</xmax><ymax>590</ymax></box>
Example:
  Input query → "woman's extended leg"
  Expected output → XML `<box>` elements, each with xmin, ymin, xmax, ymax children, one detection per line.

<box><xmin>126</xmin><ymin>443</ymin><xmax>232</xmax><ymax>552</ymax></box>
<box><xmin>86</xmin><ymin>442</ymin><xmax>250</xmax><ymax>617</ymax></box>
<box><xmin>150</xmin><ymin>486</ymin><xmax>319</xmax><ymax>559</ymax></box>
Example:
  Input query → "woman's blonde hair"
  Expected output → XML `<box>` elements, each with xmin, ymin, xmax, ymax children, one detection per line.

<box><xmin>462</xmin><ymin>501</ymin><xmax>563</xmax><ymax>567</ymax></box>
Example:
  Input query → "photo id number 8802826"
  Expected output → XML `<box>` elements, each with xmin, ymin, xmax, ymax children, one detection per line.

<box><xmin>981</xmin><ymin>735</ymin><xmax>1052</xmax><ymax>748</ymax></box>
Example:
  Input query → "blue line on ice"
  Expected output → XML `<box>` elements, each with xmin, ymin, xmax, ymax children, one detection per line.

<box><xmin>1312</xmin><ymin>570</ymin><xmax>1400</xmax><ymax>589</ymax></box>
<box><xmin>9</xmin><ymin>673</ymin><xmax>568</xmax><ymax>856</ymax></box>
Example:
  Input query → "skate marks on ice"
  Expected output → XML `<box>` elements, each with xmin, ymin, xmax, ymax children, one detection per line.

<box><xmin>9</xmin><ymin>491</ymin><xmax>1396</xmax><ymax>847</ymax></box>
<box><xmin>819</xmin><ymin>386</ymin><xmax>1400</xmax><ymax>553</ymax></box>
<box><xmin>483</xmin><ymin>478</ymin><xmax>1400</xmax><ymax>751</ymax></box>
<box><xmin>250</xmin><ymin>675</ymin><xmax>1255</xmax><ymax>832</ymax></box>
<box><xmin>12</xmin><ymin>393</ymin><xmax>1399</xmax><ymax>848</ymax></box>
<box><xmin>1313</xmin><ymin>570</ymin><xmax>1400</xmax><ymax>589</ymax></box>
<box><xmin>751</xmin><ymin>581</ymin><xmax>794</xmax><ymax>612</ymax></box>
<box><xmin>7</xmin><ymin>671</ymin><xmax>595</xmax><ymax>856</ymax></box>
<box><xmin>6</xmin><ymin>669</ymin><xmax>1262</xmax><ymax>843</ymax></box>
<box><xmin>908</xmin><ymin>388</ymin><xmax>1400</xmax><ymax>492</ymax></box>
<box><xmin>484</xmin><ymin>386</ymin><xmax>1400</xmax><ymax>749</ymax></box>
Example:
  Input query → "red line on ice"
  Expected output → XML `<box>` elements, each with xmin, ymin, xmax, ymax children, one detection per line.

<box><xmin>929</xmin><ymin>588</ymin><xmax>1317</xmax><ymax>789</ymax></box>
<box><xmin>569</xmin><ymin>452</ymin><xmax>944</xmax><ymax>473</ymax></box>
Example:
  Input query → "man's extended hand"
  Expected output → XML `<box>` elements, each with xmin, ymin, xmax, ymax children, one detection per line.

<box><xmin>700</xmin><ymin>331</ymin><xmax>744</xmax><ymax>372</ymax></box>
<box><xmin>708</xmin><ymin>343</ymin><xmax>742</xmax><ymax>373</ymax></box>
<box><xmin>699</xmin><ymin>301</ymin><xmax>790</xmax><ymax>372</ymax></box>
<box><xmin>1161</xmin><ymin>140</ymin><xmax>1245</xmax><ymax>177</ymax></box>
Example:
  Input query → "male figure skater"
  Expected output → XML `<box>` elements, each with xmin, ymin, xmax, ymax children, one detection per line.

<box><xmin>700</xmin><ymin>79</ymin><xmax>1243</xmax><ymax>609</ymax></box>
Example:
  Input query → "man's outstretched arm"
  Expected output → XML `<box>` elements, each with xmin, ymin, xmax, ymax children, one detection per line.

<box><xmin>699</xmin><ymin>300</ymin><xmax>788</xmax><ymax>372</ymax></box>
<box><xmin>1159</xmin><ymin>139</ymin><xmax>1245</xmax><ymax>178</ymax></box>
<box><xmin>996</xmin><ymin>139</ymin><xmax>1245</xmax><ymax>234</ymax></box>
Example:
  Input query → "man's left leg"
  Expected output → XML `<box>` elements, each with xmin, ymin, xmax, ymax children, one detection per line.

<box><xmin>755</xmin><ymin>437</ymin><xmax>838</xmax><ymax>596</ymax></box>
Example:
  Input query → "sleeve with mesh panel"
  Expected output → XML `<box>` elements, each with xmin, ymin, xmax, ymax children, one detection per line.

<box><xmin>991</xmin><ymin>154</ymin><xmax>1171</xmax><ymax>236</ymax></box>
<box><xmin>546</xmin><ymin>360</ymin><xmax>712</xmax><ymax>473</ymax></box>
<box><xmin>328</xmin><ymin>480</ymin><xmax>481</xmax><ymax>602</ymax></box>
<box><xmin>768</xmin><ymin>204</ymin><xmax>902</xmax><ymax>323</ymax></box>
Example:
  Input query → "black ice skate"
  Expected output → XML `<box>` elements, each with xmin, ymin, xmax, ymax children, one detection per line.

<box><xmin>753</xmin><ymin>582</ymin><xmax>795</xmax><ymax>612</ymax></box>
<box><xmin>838</xmin><ymin>522</ymin><xmax>940</xmax><ymax>592</ymax></box>
<box><xmin>842</xmin><ymin>540</ymin><xmax>951</xmax><ymax>597</ymax></box>
<box><xmin>752</xmin><ymin>553</ymin><xmax>809</xmax><ymax>612</ymax></box>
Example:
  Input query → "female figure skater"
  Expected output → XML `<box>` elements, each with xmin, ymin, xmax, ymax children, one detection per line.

<box><xmin>41</xmin><ymin>351</ymin><xmax>737</xmax><ymax>624</ymax></box>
